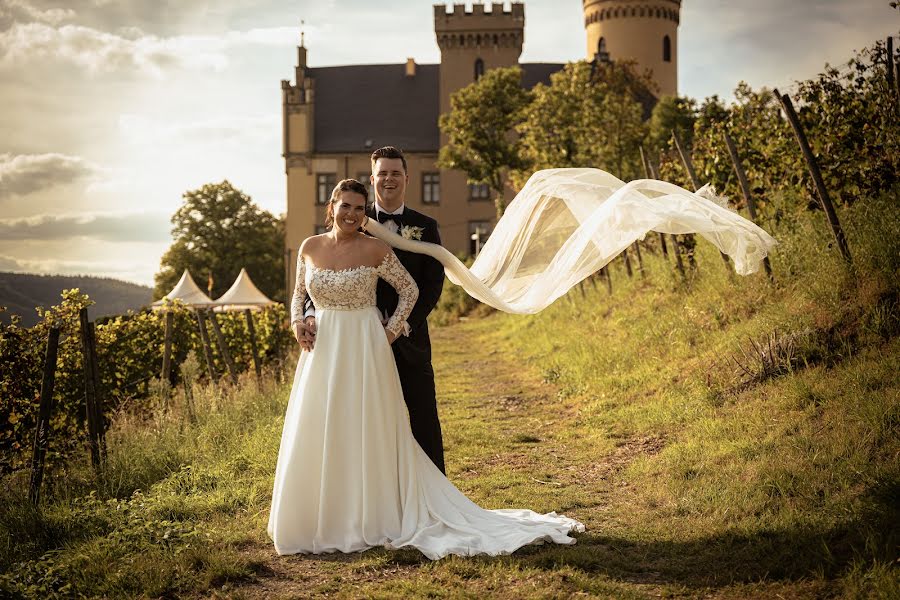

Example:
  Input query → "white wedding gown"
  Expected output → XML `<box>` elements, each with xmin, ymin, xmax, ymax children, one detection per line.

<box><xmin>267</xmin><ymin>250</ymin><xmax>585</xmax><ymax>560</ymax></box>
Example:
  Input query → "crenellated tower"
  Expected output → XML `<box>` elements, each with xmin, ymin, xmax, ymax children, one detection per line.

<box><xmin>583</xmin><ymin>0</ymin><xmax>681</xmax><ymax>96</ymax></box>
<box><xmin>434</xmin><ymin>3</ymin><xmax>525</xmax><ymax>118</ymax></box>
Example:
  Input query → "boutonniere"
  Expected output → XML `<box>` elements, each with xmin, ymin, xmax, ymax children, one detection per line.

<box><xmin>400</xmin><ymin>225</ymin><xmax>424</xmax><ymax>241</ymax></box>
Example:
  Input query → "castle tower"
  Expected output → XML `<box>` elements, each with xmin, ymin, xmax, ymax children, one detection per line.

<box><xmin>281</xmin><ymin>30</ymin><xmax>316</xmax><ymax>265</ymax></box>
<box><xmin>433</xmin><ymin>3</ymin><xmax>525</xmax><ymax>251</ymax></box>
<box><xmin>583</xmin><ymin>0</ymin><xmax>681</xmax><ymax>96</ymax></box>
<box><xmin>434</xmin><ymin>3</ymin><xmax>525</xmax><ymax>117</ymax></box>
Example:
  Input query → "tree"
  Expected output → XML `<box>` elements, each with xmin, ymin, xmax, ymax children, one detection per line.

<box><xmin>154</xmin><ymin>181</ymin><xmax>285</xmax><ymax>302</ymax></box>
<box><xmin>646</xmin><ymin>94</ymin><xmax>697</xmax><ymax>159</ymax></box>
<box><xmin>438</xmin><ymin>66</ymin><xmax>532</xmax><ymax>215</ymax></box>
<box><xmin>514</xmin><ymin>60</ymin><xmax>650</xmax><ymax>189</ymax></box>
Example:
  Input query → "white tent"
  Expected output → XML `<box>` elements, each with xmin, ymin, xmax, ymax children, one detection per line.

<box><xmin>212</xmin><ymin>268</ymin><xmax>276</xmax><ymax>312</ymax></box>
<box><xmin>151</xmin><ymin>269</ymin><xmax>214</xmax><ymax>310</ymax></box>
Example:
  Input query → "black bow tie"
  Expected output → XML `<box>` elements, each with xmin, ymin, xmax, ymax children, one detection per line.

<box><xmin>377</xmin><ymin>211</ymin><xmax>402</xmax><ymax>226</ymax></box>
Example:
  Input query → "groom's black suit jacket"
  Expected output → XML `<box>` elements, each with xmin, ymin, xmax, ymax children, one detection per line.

<box><xmin>368</xmin><ymin>205</ymin><xmax>446</xmax><ymax>473</ymax></box>
<box><xmin>368</xmin><ymin>206</ymin><xmax>445</xmax><ymax>359</ymax></box>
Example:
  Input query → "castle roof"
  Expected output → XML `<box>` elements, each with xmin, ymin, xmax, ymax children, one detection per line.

<box><xmin>311</xmin><ymin>63</ymin><xmax>441</xmax><ymax>154</ymax></box>
<box><xmin>309</xmin><ymin>62</ymin><xmax>564</xmax><ymax>155</ymax></box>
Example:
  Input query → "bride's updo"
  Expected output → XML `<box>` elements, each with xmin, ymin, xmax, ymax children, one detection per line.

<box><xmin>325</xmin><ymin>178</ymin><xmax>369</xmax><ymax>227</ymax></box>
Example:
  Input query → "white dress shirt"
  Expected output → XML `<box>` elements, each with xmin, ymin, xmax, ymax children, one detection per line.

<box><xmin>374</xmin><ymin>201</ymin><xmax>405</xmax><ymax>235</ymax></box>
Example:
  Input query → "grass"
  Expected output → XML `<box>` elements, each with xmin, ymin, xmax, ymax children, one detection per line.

<box><xmin>1</xmin><ymin>189</ymin><xmax>898</xmax><ymax>598</ymax></box>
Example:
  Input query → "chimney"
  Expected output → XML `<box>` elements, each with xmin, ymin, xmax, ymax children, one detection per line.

<box><xmin>405</xmin><ymin>57</ymin><xmax>416</xmax><ymax>77</ymax></box>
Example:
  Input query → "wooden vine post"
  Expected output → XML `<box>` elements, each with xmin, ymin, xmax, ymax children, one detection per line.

<box><xmin>207</xmin><ymin>310</ymin><xmax>238</xmax><ymax>384</ymax></box>
<box><xmin>774</xmin><ymin>88</ymin><xmax>852</xmax><ymax>265</ymax></box>
<box><xmin>28</xmin><ymin>327</ymin><xmax>60</xmax><ymax>506</ymax></box>
<box><xmin>888</xmin><ymin>37</ymin><xmax>897</xmax><ymax>114</ymax></box>
<box><xmin>672</xmin><ymin>130</ymin><xmax>731</xmax><ymax>270</ymax></box>
<box><xmin>87</xmin><ymin>321</ymin><xmax>106</xmax><ymax>463</ymax></box>
<box><xmin>723</xmin><ymin>130</ymin><xmax>774</xmax><ymax>281</ymax></box>
<box><xmin>648</xmin><ymin>156</ymin><xmax>685</xmax><ymax>279</ymax></box>
<box><xmin>161</xmin><ymin>311</ymin><xmax>174</xmax><ymax>386</ymax></box>
<box><xmin>244</xmin><ymin>309</ymin><xmax>262</xmax><ymax>382</ymax></box>
<box><xmin>78</xmin><ymin>308</ymin><xmax>102</xmax><ymax>471</ymax></box>
<box><xmin>639</xmin><ymin>145</ymin><xmax>668</xmax><ymax>257</ymax></box>
<box><xmin>195</xmin><ymin>309</ymin><xmax>218</xmax><ymax>383</ymax></box>
<box><xmin>622</xmin><ymin>247</ymin><xmax>633</xmax><ymax>278</ymax></box>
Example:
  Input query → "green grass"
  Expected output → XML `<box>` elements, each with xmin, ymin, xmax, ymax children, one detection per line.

<box><xmin>1</xmin><ymin>189</ymin><xmax>898</xmax><ymax>598</ymax></box>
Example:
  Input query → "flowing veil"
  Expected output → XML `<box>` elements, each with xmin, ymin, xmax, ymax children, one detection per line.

<box><xmin>364</xmin><ymin>168</ymin><xmax>777</xmax><ymax>314</ymax></box>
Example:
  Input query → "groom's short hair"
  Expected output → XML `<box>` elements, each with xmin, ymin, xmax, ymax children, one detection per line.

<box><xmin>370</xmin><ymin>146</ymin><xmax>407</xmax><ymax>174</ymax></box>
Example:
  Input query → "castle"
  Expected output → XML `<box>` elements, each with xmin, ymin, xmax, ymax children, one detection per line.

<box><xmin>281</xmin><ymin>1</ymin><xmax>681</xmax><ymax>272</ymax></box>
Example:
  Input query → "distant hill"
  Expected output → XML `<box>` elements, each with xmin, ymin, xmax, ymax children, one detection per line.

<box><xmin>0</xmin><ymin>272</ymin><xmax>154</xmax><ymax>328</ymax></box>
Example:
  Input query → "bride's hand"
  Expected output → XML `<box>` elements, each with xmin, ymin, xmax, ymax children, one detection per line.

<box><xmin>384</xmin><ymin>328</ymin><xmax>398</xmax><ymax>345</ymax></box>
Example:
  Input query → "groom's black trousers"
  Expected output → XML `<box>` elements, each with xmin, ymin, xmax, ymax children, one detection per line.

<box><xmin>391</xmin><ymin>325</ymin><xmax>446</xmax><ymax>475</ymax></box>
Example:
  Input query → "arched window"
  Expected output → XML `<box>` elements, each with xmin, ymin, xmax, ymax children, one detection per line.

<box><xmin>663</xmin><ymin>35</ymin><xmax>672</xmax><ymax>62</ymax></box>
<box><xmin>474</xmin><ymin>58</ymin><xmax>485</xmax><ymax>81</ymax></box>
<box><xmin>598</xmin><ymin>37</ymin><xmax>607</xmax><ymax>54</ymax></box>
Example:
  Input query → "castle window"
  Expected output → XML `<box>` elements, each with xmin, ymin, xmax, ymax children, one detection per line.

<box><xmin>355</xmin><ymin>172</ymin><xmax>371</xmax><ymax>197</ymax></box>
<box><xmin>474</xmin><ymin>58</ymin><xmax>485</xmax><ymax>81</ymax></box>
<box><xmin>469</xmin><ymin>182</ymin><xmax>490</xmax><ymax>201</ymax></box>
<box><xmin>316</xmin><ymin>173</ymin><xmax>336</xmax><ymax>205</ymax></box>
<box><xmin>458</xmin><ymin>34</ymin><xmax>464</xmax><ymax>47</ymax></box>
<box><xmin>422</xmin><ymin>172</ymin><xmax>440</xmax><ymax>204</ymax></box>
<box><xmin>468</xmin><ymin>221</ymin><xmax>492</xmax><ymax>255</ymax></box>
<box><xmin>493</xmin><ymin>33</ymin><xmax>498</xmax><ymax>45</ymax></box>
<box><xmin>663</xmin><ymin>35</ymin><xmax>672</xmax><ymax>62</ymax></box>
<box><xmin>598</xmin><ymin>37</ymin><xmax>607</xmax><ymax>55</ymax></box>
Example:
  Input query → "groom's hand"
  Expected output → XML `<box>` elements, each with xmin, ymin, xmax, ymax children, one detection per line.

<box><xmin>302</xmin><ymin>316</ymin><xmax>317</xmax><ymax>350</ymax></box>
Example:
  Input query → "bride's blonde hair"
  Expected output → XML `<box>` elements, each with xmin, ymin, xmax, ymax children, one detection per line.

<box><xmin>325</xmin><ymin>179</ymin><xmax>369</xmax><ymax>227</ymax></box>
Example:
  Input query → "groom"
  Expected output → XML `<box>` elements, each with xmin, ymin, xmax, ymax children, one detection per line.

<box><xmin>300</xmin><ymin>146</ymin><xmax>447</xmax><ymax>474</ymax></box>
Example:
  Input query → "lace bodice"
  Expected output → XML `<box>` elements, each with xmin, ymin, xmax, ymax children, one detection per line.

<box><xmin>290</xmin><ymin>250</ymin><xmax>419</xmax><ymax>337</ymax></box>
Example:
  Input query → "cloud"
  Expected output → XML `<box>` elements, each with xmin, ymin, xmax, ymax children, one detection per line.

<box><xmin>0</xmin><ymin>252</ymin><xmax>154</xmax><ymax>283</ymax></box>
<box><xmin>0</xmin><ymin>0</ymin><xmax>74</xmax><ymax>29</ymax></box>
<box><xmin>0</xmin><ymin>22</ymin><xmax>231</xmax><ymax>75</ymax></box>
<box><xmin>0</xmin><ymin>210</ymin><xmax>171</xmax><ymax>242</ymax></box>
<box><xmin>0</xmin><ymin>153</ymin><xmax>98</xmax><ymax>199</ymax></box>
<box><xmin>117</xmin><ymin>113</ymin><xmax>279</xmax><ymax>145</ymax></box>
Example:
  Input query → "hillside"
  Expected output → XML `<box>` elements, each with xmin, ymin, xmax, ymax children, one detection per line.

<box><xmin>0</xmin><ymin>272</ymin><xmax>153</xmax><ymax>327</ymax></box>
<box><xmin>1</xmin><ymin>189</ymin><xmax>897</xmax><ymax>598</ymax></box>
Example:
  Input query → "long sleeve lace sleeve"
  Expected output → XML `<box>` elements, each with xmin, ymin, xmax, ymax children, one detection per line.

<box><xmin>377</xmin><ymin>250</ymin><xmax>419</xmax><ymax>338</ymax></box>
<box><xmin>290</xmin><ymin>254</ymin><xmax>307</xmax><ymax>325</ymax></box>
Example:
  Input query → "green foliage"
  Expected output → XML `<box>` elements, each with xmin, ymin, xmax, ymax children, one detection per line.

<box><xmin>645</xmin><ymin>94</ymin><xmax>697</xmax><ymax>159</ymax></box>
<box><xmin>655</xmin><ymin>37</ymin><xmax>899</xmax><ymax>222</ymax></box>
<box><xmin>154</xmin><ymin>181</ymin><xmax>285</xmax><ymax>302</ymax></box>
<box><xmin>438</xmin><ymin>66</ymin><xmax>532</xmax><ymax>214</ymax></box>
<box><xmin>515</xmin><ymin>60</ymin><xmax>650</xmax><ymax>188</ymax></box>
<box><xmin>0</xmin><ymin>291</ymin><xmax>293</xmax><ymax>475</ymax></box>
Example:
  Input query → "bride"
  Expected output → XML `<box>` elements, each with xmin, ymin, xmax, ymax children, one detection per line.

<box><xmin>267</xmin><ymin>178</ymin><xmax>584</xmax><ymax>560</ymax></box>
<box><xmin>267</xmin><ymin>169</ymin><xmax>777</xmax><ymax>559</ymax></box>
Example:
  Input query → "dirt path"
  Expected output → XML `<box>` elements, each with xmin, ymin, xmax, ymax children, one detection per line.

<box><xmin>223</xmin><ymin>321</ymin><xmax>667</xmax><ymax>599</ymax></box>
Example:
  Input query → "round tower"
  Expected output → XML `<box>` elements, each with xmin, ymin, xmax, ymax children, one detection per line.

<box><xmin>583</xmin><ymin>0</ymin><xmax>680</xmax><ymax>96</ymax></box>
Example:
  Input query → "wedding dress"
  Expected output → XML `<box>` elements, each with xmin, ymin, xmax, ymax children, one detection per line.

<box><xmin>266</xmin><ymin>250</ymin><xmax>584</xmax><ymax>559</ymax></box>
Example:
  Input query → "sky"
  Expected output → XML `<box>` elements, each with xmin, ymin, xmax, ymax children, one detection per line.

<box><xmin>0</xmin><ymin>0</ymin><xmax>896</xmax><ymax>286</ymax></box>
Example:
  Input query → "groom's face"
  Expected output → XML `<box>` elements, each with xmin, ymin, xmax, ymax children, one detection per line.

<box><xmin>372</xmin><ymin>157</ymin><xmax>407</xmax><ymax>208</ymax></box>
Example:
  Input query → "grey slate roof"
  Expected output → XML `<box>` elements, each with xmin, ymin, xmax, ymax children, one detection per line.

<box><xmin>309</xmin><ymin>62</ymin><xmax>565</xmax><ymax>155</ymax></box>
<box><xmin>310</xmin><ymin>63</ymin><xmax>441</xmax><ymax>154</ymax></box>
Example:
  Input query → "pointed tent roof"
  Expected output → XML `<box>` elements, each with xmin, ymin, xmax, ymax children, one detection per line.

<box><xmin>212</xmin><ymin>268</ymin><xmax>276</xmax><ymax>312</ymax></box>
<box><xmin>151</xmin><ymin>269</ymin><xmax>214</xmax><ymax>309</ymax></box>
